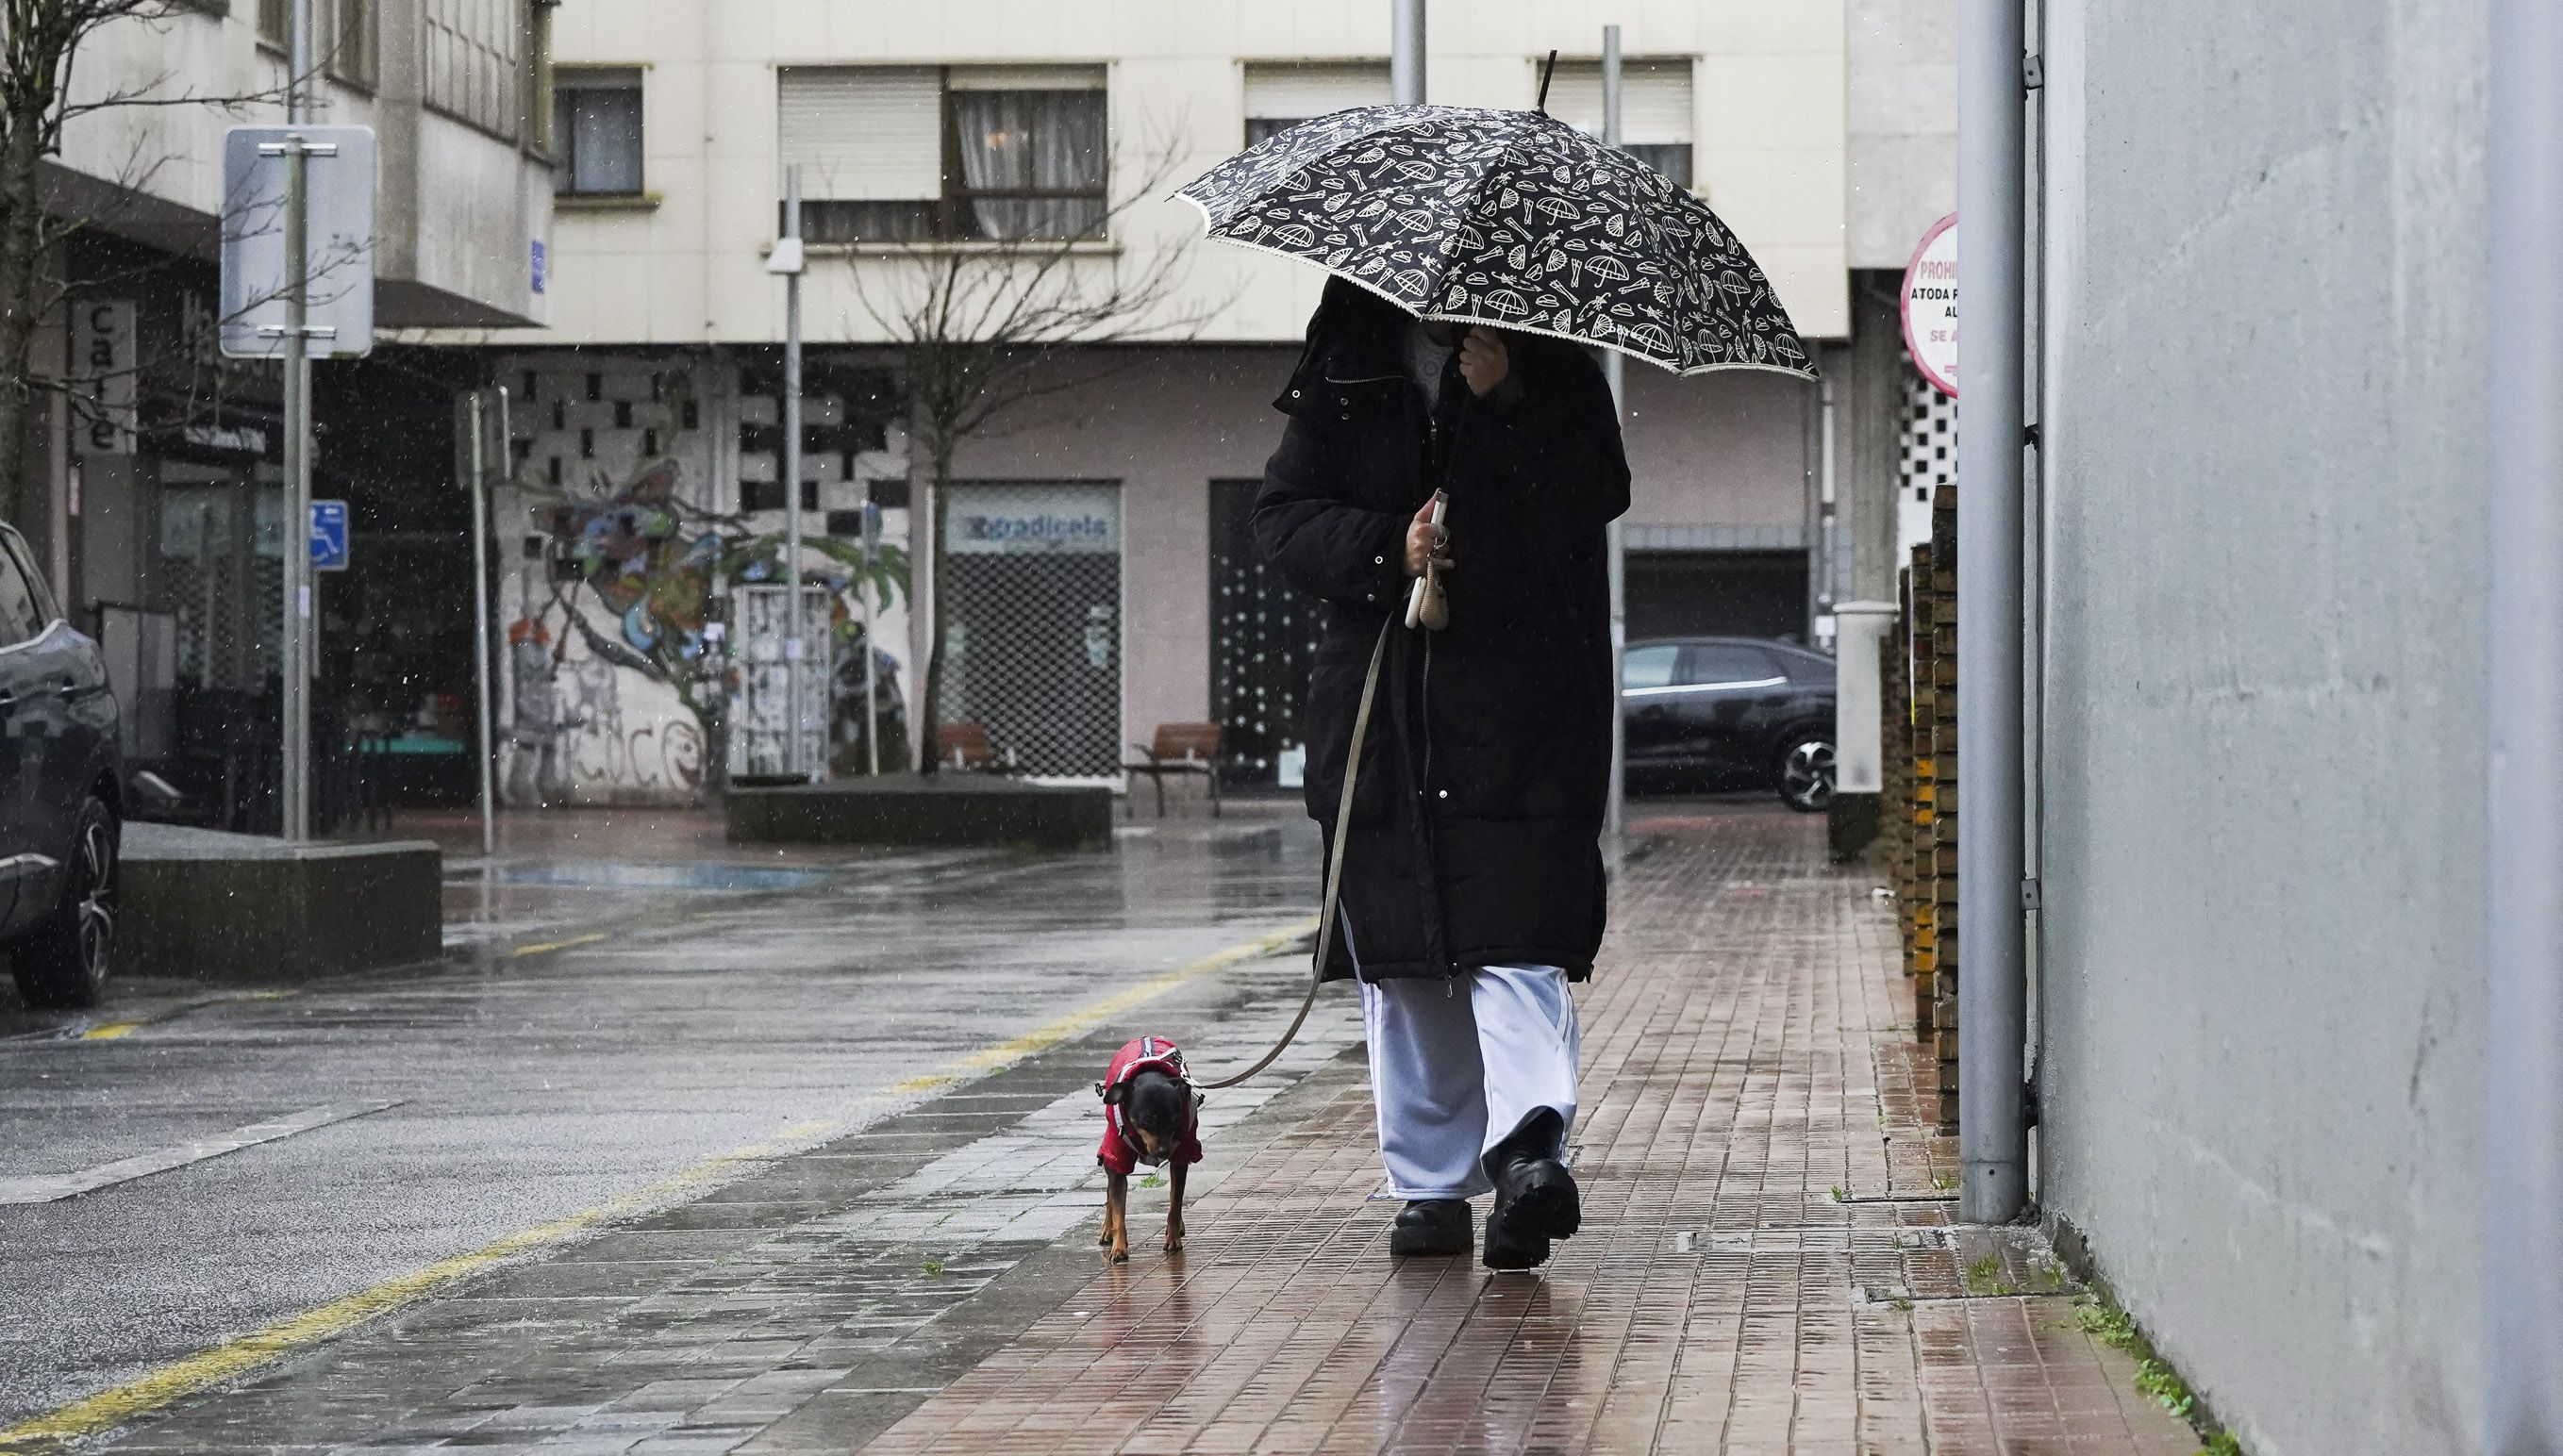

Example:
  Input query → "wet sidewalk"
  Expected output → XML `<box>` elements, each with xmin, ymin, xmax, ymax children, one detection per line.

<box><xmin>854</xmin><ymin>808</ymin><xmax>2198</xmax><ymax>1456</ymax></box>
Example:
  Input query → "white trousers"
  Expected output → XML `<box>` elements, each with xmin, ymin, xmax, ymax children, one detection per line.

<box><xmin>1356</xmin><ymin>963</ymin><xmax>1582</xmax><ymax>1200</ymax></box>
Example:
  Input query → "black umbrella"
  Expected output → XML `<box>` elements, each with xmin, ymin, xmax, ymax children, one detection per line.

<box><xmin>1176</xmin><ymin>103</ymin><xmax>1814</xmax><ymax>378</ymax></box>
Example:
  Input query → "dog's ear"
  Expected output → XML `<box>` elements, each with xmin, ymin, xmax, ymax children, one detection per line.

<box><xmin>1100</xmin><ymin>1083</ymin><xmax>1125</xmax><ymax>1106</ymax></box>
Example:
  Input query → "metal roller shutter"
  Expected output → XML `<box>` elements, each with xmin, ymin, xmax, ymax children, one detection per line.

<box><xmin>777</xmin><ymin>67</ymin><xmax>940</xmax><ymax>201</ymax></box>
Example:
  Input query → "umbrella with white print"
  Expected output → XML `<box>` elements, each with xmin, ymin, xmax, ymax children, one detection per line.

<box><xmin>1174</xmin><ymin>100</ymin><xmax>1813</xmax><ymax>378</ymax></box>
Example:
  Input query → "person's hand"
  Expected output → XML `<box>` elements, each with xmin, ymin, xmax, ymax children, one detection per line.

<box><xmin>1458</xmin><ymin>328</ymin><xmax>1510</xmax><ymax>397</ymax></box>
<box><xmin>1403</xmin><ymin>497</ymin><xmax>1453</xmax><ymax>578</ymax></box>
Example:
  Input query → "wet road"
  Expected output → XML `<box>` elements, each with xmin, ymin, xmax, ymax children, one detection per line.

<box><xmin>0</xmin><ymin>813</ymin><xmax>1325</xmax><ymax>1429</ymax></box>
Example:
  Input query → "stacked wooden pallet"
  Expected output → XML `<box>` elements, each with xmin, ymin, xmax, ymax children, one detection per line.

<box><xmin>1925</xmin><ymin>483</ymin><xmax>1960</xmax><ymax>1132</ymax></box>
<box><xmin>1904</xmin><ymin>543</ymin><xmax>1936</xmax><ymax>1042</ymax></box>
<box><xmin>1883</xmin><ymin>581</ymin><xmax>1916</xmax><ymax>1019</ymax></box>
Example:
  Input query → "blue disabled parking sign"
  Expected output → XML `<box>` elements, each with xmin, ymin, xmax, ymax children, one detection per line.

<box><xmin>309</xmin><ymin>499</ymin><xmax>349</xmax><ymax>571</ymax></box>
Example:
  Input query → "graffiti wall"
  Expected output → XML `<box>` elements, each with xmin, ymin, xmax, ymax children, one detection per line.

<box><xmin>491</xmin><ymin>353</ymin><xmax>912</xmax><ymax>806</ymax></box>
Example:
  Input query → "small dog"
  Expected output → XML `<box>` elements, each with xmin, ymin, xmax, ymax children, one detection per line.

<box><xmin>1094</xmin><ymin>1035</ymin><xmax>1203</xmax><ymax>1263</ymax></box>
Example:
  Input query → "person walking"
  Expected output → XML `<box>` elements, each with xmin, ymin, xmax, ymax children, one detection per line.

<box><xmin>1254</xmin><ymin>278</ymin><xmax>1630</xmax><ymax>1270</ymax></box>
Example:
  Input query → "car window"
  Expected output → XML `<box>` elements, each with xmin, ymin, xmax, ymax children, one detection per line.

<box><xmin>0</xmin><ymin>537</ymin><xmax>44</xmax><ymax>648</ymax></box>
<box><xmin>1623</xmin><ymin>644</ymin><xmax>1680</xmax><ymax>690</ymax></box>
<box><xmin>1680</xmin><ymin>643</ymin><xmax>1784</xmax><ymax>687</ymax></box>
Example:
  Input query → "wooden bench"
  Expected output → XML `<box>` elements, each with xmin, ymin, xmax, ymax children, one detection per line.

<box><xmin>1123</xmin><ymin>722</ymin><xmax>1223</xmax><ymax>819</ymax></box>
<box><xmin>932</xmin><ymin>722</ymin><xmax>1000</xmax><ymax>772</ymax></box>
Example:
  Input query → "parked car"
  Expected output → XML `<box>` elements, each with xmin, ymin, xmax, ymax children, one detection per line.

<box><xmin>1622</xmin><ymin>636</ymin><xmax>1836</xmax><ymax>811</ymax></box>
<box><xmin>0</xmin><ymin>524</ymin><xmax>120</xmax><ymax>1007</ymax></box>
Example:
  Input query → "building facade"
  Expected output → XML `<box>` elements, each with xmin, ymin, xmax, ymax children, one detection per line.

<box><xmin>493</xmin><ymin>1</ymin><xmax>1948</xmax><ymax>800</ymax></box>
<box><xmin>17</xmin><ymin>1</ymin><xmax>554</xmax><ymax>826</ymax></box>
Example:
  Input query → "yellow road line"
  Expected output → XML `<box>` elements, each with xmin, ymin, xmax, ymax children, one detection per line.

<box><xmin>74</xmin><ymin>990</ymin><xmax>298</xmax><ymax>1046</ymax></box>
<box><xmin>508</xmin><ymin>932</ymin><xmax>609</xmax><ymax>958</ymax></box>
<box><xmin>0</xmin><ymin>1117</ymin><xmax>831</xmax><ymax>1450</ymax></box>
<box><xmin>0</xmin><ymin>918</ymin><xmax>1313</xmax><ymax>1449</ymax></box>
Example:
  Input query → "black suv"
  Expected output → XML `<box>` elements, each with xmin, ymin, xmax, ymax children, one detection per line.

<box><xmin>1623</xmin><ymin>636</ymin><xmax>1836</xmax><ymax>811</ymax></box>
<box><xmin>0</xmin><ymin>524</ymin><xmax>119</xmax><ymax>1006</ymax></box>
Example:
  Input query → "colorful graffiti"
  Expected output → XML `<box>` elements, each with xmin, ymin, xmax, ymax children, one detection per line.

<box><xmin>509</xmin><ymin>454</ymin><xmax>909</xmax><ymax>800</ymax></box>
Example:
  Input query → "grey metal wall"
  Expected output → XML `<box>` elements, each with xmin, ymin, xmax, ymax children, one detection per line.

<box><xmin>2036</xmin><ymin>4</ymin><xmax>2487</xmax><ymax>1453</ymax></box>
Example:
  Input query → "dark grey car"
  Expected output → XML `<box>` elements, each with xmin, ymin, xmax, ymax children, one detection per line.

<box><xmin>1622</xmin><ymin>636</ymin><xmax>1836</xmax><ymax>811</ymax></box>
<box><xmin>0</xmin><ymin>525</ymin><xmax>120</xmax><ymax>1006</ymax></box>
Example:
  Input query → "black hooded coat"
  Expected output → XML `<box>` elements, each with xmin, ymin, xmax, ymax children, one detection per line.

<box><xmin>1254</xmin><ymin>280</ymin><xmax>1631</xmax><ymax>983</ymax></box>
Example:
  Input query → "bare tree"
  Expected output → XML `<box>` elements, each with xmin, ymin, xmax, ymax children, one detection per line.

<box><xmin>847</xmin><ymin>132</ymin><xmax>1228</xmax><ymax>775</ymax></box>
<box><xmin>1</xmin><ymin>0</ymin><xmax>289</xmax><ymax>533</ymax></box>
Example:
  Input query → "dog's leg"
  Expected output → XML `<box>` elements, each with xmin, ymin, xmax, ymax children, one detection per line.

<box><xmin>1164</xmin><ymin>1160</ymin><xmax>1187</xmax><ymax>1253</ymax></box>
<box><xmin>1106</xmin><ymin>1171</ymin><xmax>1129</xmax><ymax>1264</ymax></box>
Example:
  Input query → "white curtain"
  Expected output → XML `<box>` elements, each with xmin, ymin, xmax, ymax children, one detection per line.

<box><xmin>952</xmin><ymin>91</ymin><xmax>1107</xmax><ymax>240</ymax></box>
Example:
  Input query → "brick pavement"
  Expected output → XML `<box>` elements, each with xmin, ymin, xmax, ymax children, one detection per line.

<box><xmin>855</xmin><ymin>807</ymin><xmax>2200</xmax><ymax>1456</ymax></box>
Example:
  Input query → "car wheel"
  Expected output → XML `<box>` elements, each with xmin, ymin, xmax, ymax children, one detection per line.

<box><xmin>1776</xmin><ymin>736</ymin><xmax>1835</xmax><ymax>814</ymax></box>
<box><xmin>11</xmin><ymin>796</ymin><xmax>118</xmax><ymax>1009</ymax></box>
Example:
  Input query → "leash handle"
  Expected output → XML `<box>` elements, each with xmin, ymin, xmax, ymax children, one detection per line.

<box><xmin>1200</xmin><ymin>616</ymin><xmax>1393</xmax><ymax>1090</ymax></box>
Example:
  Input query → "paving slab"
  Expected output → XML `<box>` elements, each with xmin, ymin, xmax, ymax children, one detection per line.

<box><xmin>850</xmin><ymin>809</ymin><xmax>2203</xmax><ymax>1456</ymax></box>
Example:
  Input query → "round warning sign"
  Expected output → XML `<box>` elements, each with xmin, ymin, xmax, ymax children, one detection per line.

<box><xmin>1900</xmin><ymin>213</ymin><xmax>1957</xmax><ymax>397</ymax></box>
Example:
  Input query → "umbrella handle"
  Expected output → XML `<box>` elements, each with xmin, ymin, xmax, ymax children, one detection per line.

<box><xmin>1404</xmin><ymin>491</ymin><xmax>1449</xmax><ymax>631</ymax></box>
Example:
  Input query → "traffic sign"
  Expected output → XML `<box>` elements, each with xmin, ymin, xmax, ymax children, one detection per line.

<box><xmin>309</xmin><ymin>499</ymin><xmax>349</xmax><ymax>571</ymax></box>
<box><xmin>220</xmin><ymin>124</ymin><xmax>377</xmax><ymax>359</ymax></box>
<box><xmin>1900</xmin><ymin>212</ymin><xmax>1957</xmax><ymax>398</ymax></box>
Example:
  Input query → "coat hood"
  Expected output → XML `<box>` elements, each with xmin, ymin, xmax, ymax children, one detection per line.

<box><xmin>1275</xmin><ymin>277</ymin><xmax>1415</xmax><ymax>412</ymax></box>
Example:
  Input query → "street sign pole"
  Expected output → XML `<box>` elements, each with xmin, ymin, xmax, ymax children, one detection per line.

<box><xmin>279</xmin><ymin>0</ymin><xmax>315</xmax><ymax>841</ymax></box>
<box><xmin>468</xmin><ymin>390</ymin><xmax>495</xmax><ymax>858</ymax></box>
<box><xmin>862</xmin><ymin>502</ymin><xmax>881</xmax><ymax>776</ymax></box>
<box><xmin>780</xmin><ymin>166</ymin><xmax>807</xmax><ymax>780</ymax></box>
<box><xmin>1602</xmin><ymin>25</ymin><xmax>1627</xmax><ymax>844</ymax></box>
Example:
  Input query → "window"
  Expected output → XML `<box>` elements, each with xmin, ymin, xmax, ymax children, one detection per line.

<box><xmin>0</xmin><ymin>535</ymin><xmax>47</xmax><ymax>648</ymax></box>
<box><xmin>1681</xmin><ymin>643</ymin><xmax>1784</xmax><ymax>688</ymax></box>
<box><xmin>1545</xmin><ymin>58</ymin><xmax>1696</xmax><ymax>190</ymax></box>
<box><xmin>424</xmin><ymin>0</ymin><xmax>526</xmax><ymax>140</ymax></box>
<box><xmin>1623</xmin><ymin>643</ymin><xmax>1681</xmax><ymax>691</ymax></box>
<box><xmin>329</xmin><ymin>0</ymin><xmax>376</xmax><ymax>87</ymax></box>
<box><xmin>553</xmin><ymin>68</ymin><xmax>642</xmax><ymax>194</ymax></box>
<box><xmin>1242</xmin><ymin>60</ymin><xmax>1390</xmax><ymax>147</ymax></box>
<box><xmin>257</xmin><ymin>0</ymin><xmax>286</xmax><ymax>46</ymax></box>
<box><xmin>778</xmin><ymin>66</ymin><xmax>1108</xmax><ymax>243</ymax></box>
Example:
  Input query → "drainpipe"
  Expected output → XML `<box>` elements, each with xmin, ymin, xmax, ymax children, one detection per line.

<box><xmin>1956</xmin><ymin>0</ymin><xmax>2028</xmax><ymax>1224</ymax></box>
<box><xmin>2486</xmin><ymin>0</ymin><xmax>2563</xmax><ymax>1442</ymax></box>
<box><xmin>1390</xmin><ymin>0</ymin><xmax>1425</xmax><ymax>106</ymax></box>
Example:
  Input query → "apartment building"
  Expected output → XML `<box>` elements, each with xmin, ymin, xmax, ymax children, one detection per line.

<box><xmin>493</xmin><ymin>2</ymin><xmax>1946</xmax><ymax>798</ymax></box>
<box><xmin>18</xmin><ymin>1</ymin><xmax>554</xmax><ymax>821</ymax></box>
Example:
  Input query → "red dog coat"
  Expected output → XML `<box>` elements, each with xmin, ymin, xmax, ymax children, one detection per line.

<box><xmin>1096</xmin><ymin>1034</ymin><xmax>1203</xmax><ymax>1176</ymax></box>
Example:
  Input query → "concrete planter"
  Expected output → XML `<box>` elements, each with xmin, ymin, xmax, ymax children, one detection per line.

<box><xmin>726</xmin><ymin>777</ymin><xmax>1113</xmax><ymax>852</ymax></box>
<box><xmin>121</xmin><ymin>825</ymin><xmax>443</xmax><ymax>984</ymax></box>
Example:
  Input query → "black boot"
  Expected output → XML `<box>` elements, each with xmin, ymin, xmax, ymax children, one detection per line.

<box><xmin>1482</xmin><ymin>1112</ymin><xmax>1579</xmax><ymax>1271</ymax></box>
<box><xmin>1390</xmin><ymin>1198</ymin><xmax>1472</xmax><ymax>1257</ymax></box>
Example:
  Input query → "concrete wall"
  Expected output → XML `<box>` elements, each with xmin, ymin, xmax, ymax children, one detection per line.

<box><xmin>1846</xmin><ymin>0</ymin><xmax>1955</xmax><ymax>269</ymax></box>
<box><xmin>528</xmin><ymin>0</ymin><xmax>1850</xmax><ymax>348</ymax></box>
<box><xmin>2035</xmin><ymin>4</ymin><xmax>2487</xmax><ymax>1453</ymax></box>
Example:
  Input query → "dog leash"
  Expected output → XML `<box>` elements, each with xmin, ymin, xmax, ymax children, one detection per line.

<box><xmin>1199</xmin><ymin>615</ymin><xmax>1393</xmax><ymax>1090</ymax></box>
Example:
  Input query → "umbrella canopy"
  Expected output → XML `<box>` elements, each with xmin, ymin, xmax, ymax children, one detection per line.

<box><xmin>1176</xmin><ymin>104</ymin><xmax>1814</xmax><ymax>378</ymax></box>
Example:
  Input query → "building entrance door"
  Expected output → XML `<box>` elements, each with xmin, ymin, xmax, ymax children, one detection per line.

<box><xmin>1208</xmin><ymin>478</ymin><xmax>1318</xmax><ymax>787</ymax></box>
<box><xmin>938</xmin><ymin>482</ymin><xmax>1122</xmax><ymax>778</ymax></box>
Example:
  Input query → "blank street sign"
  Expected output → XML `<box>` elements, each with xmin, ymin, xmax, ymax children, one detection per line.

<box><xmin>220</xmin><ymin>124</ymin><xmax>378</xmax><ymax>360</ymax></box>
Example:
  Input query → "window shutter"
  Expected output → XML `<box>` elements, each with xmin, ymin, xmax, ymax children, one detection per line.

<box><xmin>946</xmin><ymin>64</ymin><xmax>1105</xmax><ymax>91</ymax></box>
<box><xmin>778</xmin><ymin>67</ymin><xmax>941</xmax><ymax>201</ymax></box>
<box><xmin>1544</xmin><ymin>59</ymin><xmax>1694</xmax><ymax>145</ymax></box>
<box><xmin>1242</xmin><ymin>61</ymin><xmax>1391</xmax><ymax>124</ymax></box>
